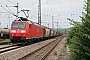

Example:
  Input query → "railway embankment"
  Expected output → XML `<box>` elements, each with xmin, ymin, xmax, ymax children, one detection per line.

<box><xmin>45</xmin><ymin>35</ymin><xmax>70</xmax><ymax>60</ymax></box>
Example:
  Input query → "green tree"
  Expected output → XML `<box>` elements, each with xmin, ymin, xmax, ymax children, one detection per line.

<box><xmin>67</xmin><ymin>0</ymin><xmax>90</xmax><ymax>60</ymax></box>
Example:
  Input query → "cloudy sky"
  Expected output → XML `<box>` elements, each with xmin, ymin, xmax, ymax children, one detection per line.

<box><xmin>0</xmin><ymin>0</ymin><xmax>84</xmax><ymax>28</ymax></box>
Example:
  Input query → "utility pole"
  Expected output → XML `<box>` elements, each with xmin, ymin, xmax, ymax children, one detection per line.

<box><xmin>48</xmin><ymin>23</ymin><xmax>49</xmax><ymax>27</ymax></box>
<box><xmin>13</xmin><ymin>3</ymin><xmax>19</xmax><ymax>19</ymax></box>
<box><xmin>38</xmin><ymin>0</ymin><xmax>41</xmax><ymax>25</ymax></box>
<box><xmin>16</xmin><ymin>3</ymin><xmax>19</xmax><ymax>19</ymax></box>
<box><xmin>6</xmin><ymin>14</ymin><xmax>11</xmax><ymax>28</ymax></box>
<box><xmin>58</xmin><ymin>25</ymin><xmax>60</xmax><ymax>33</ymax></box>
<box><xmin>54</xmin><ymin>22</ymin><xmax>58</xmax><ymax>32</ymax></box>
<box><xmin>52</xmin><ymin>16</ymin><xmax>54</xmax><ymax>29</ymax></box>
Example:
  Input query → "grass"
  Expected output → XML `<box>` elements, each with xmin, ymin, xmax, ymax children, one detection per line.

<box><xmin>0</xmin><ymin>39</ymin><xmax>11</xmax><ymax>43</ymax></box>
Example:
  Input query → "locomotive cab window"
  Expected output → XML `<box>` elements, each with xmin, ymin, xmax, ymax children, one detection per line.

<box><xmin>12</xmin><ymin>22</ymin><xmax>26</xmax><ymax>28</ymax></box>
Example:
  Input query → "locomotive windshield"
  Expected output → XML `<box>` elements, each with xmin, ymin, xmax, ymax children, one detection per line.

<box><xmin>11</xmin><ymin>22</ymin><xmax>26</xmax><ymax>28</ymax></box>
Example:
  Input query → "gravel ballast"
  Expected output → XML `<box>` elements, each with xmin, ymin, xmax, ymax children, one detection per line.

<box><xmin>0</xmin><ymin>38</ymin><xmax>56</xmax><ymax>60</ymax></box>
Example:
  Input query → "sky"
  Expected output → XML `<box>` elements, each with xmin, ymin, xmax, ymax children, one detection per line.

<box><xmin>0</xmin><ymin>0</ymin><xmax>85</xmax><ymax>28</ymax></box>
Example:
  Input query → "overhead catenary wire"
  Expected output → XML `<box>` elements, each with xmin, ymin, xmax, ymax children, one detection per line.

<box><xmin>4</xmin><ymin>0</ymin><xmax>54</xmax><ymax>21</ymax></box>
<box><xmin>7</xmin><ymin>0</ymin><xmax>16</xmax><ymax>5</ymax></box>
<box><xmin>6</xmin><ymin>5</ymin><xmax>14</xmax><ymax>14</ymax></box>
<box><xmin>23</xmin><ymin>0</ymin><xmax>38</xmax><ymax>18</ymax></box>
<box><xmin>74</xmin><ymin>0</ymin><xmax>84</xmax><ymax>15</ymax></box>
<box><xmin>7</xmin><ymin>0</ymin><xmax>23</xmax><ymax>9</ymax></box>
<box><xmin>1</xmin><ymin>5</ymin><xmax>17</xmax><ymax>17</ymax></box>
<box><xmin>7</xmin><ymin>0</ymin><xmax>38</xmax><ymax>19</ymax></box>
<box><xmin>22</xmin><ymin>0</ymin><xmax>38</xmax><ymax>19</ymax></box>
<box><xmin>23</xmin><ymin>0</ymin><xmax>47</xmax><ymax>19</ymax></box>
<box><xmin>45</xmin><ymin>0</ymin><xmax>54</xmax><ymax>15</ymax></box>
<box><xmin>32</xmin><ymin>0</ymin><xmax>38</xmax><ymax>6</ymax></box>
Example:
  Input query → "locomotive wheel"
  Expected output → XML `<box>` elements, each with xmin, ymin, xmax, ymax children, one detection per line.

<box><xmin>25</xmin><ymin>40</ymin><xmax>32</xmax><ymax>45</ymax></box>
<box><xmin>27</xmin><ymin>41</ymin><xmax>30</xmax><ymax>45</ymax></box>
<box><xmin>10</xmin><ymin>39</ymin><xmax>15</xmax><ymax>44</ymax></box>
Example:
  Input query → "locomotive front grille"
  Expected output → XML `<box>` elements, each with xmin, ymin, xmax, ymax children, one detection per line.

<box><xmin>11</xmin><ymin>36</ymin><xmax>26</xmax><ymax>43</ymax></box>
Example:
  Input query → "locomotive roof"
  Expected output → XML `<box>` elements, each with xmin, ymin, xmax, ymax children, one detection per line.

<box><xmin>13</xmin><ymin>17</ymin><xmax>53</xmax><ymax>28</ymax></box>
<box><xmin>13</xmin><ymin>19</ymin><xmax>41</xmax><ymax>26</ymax></box>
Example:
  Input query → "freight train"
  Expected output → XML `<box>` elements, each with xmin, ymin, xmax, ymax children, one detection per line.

<box><xmin>10</xmin><ymin>17</ymin><xmax>62</xmax><ymax>44</ymax></box>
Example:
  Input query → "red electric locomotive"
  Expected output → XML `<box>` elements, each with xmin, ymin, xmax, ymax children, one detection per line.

<box><xmin>10</xmin><ymin>17</ymin><xmax>43</xmax><ymax>44</ymax></box>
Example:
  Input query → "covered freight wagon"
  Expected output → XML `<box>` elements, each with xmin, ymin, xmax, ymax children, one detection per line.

<box><xmin>42</xmin><ymin>26</ymin><xmax>51</xmax><ymax>39</ymax></box>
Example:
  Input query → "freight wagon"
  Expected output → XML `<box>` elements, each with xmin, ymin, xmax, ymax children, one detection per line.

<box><xmin>0</xmin><ymin>28</ymin><xmax>10</xmax><ymax>39</ymax></box>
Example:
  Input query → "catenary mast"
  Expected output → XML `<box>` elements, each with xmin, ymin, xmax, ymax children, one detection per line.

<box><xmin>38</xmin><ymin>0</ymin><xmax>41</xmax><ymax>25</ymax></box>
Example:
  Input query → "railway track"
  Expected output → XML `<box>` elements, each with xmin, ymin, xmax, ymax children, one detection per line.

<box><xmin>19</xmin><ymin>36</ymin><xmax>63</xmax><ymax>60</ymax></box>
<box><xmin>0</xmin><ymin>44</ymin><xmax>23</xmax><ymax>54</ymax></box>
<box><xmin>0</xmin><ymin>37</ymin><xmax>59</xmax><ymax>54</ymax></box>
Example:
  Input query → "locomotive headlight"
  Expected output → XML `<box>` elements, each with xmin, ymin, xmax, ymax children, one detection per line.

<box><xmin>12</xmin><ymin>34</ymin><xmax>14</xmax><ymax>36</ymax></box>
<box><xmin>21</xmin><ymin>30</ymin><xmax>26</xmax><ymax>33</ymax></box>
<box><xmin>11</xmin><ymin>30</ymin><xmax>16</xmax><ymax>33</ymax></box>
